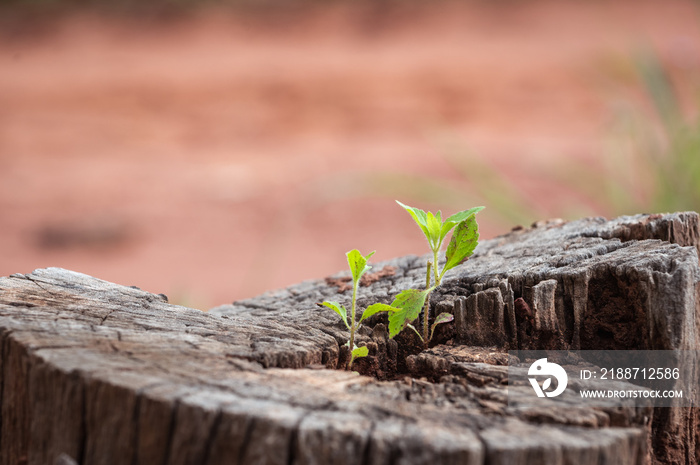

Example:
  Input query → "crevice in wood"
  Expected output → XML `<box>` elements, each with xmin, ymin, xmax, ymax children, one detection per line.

<box><xmin>474</xmin><ymin>429</ymin><xmax>492</xmax><ymax>465</ymax></box>
<box><xmin>1</xmin><ymin>334</ymin><xmax>31</xmax><ymax>465</ymax></box>
<box><xmin>122</xmin><ymin>382</ymin><xmax>172</xmax><ymax>463</ymax></box>
<box><xmin>100</xmin><ymin>310</ymin><xmax>116</xmax><ymax>326</ymax></box>
<box><xmin>387</xmin><ymin>437</ymin><xmax>401</xmax><ymax>465</ymax></box>
<box><xmin>359</xmin><ymin>420</ymin><xmax>376</xmax><ymax>465</ymax></box>
<box><xmin>285</xmin><ymin>412</ymin><xmax>308</xmax><ymax>465</ymax></box>
<box><xmin>201</xmin><ymin>409</ymin><xmax>223</xmax><ymax>465</ymax></box>
<box><xmin>160</xmin><ymin>399</ymin><xmax>179</xmax><ymax>465</ymax></box>
<box><xmin>76</xmin><ymin>371</ymin><xmax>87</xmax><ymax>465</ymax></box>
<box><xmin>236</xmin><ymin>418</ymin><xmax>257</xmax><ymax>465</ymax></box>
<box><xmin>34</xmin><ymin>345</ymin><xmax>89</xmax><ymax>352</ymax></box>
<box><xmin>24</xmin><ymin>275</ymin><xmax>58</xmax><ymax>296</ymax></box>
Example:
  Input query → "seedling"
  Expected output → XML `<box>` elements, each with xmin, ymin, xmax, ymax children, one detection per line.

<box><xmin>319</xmin><ymin>249</ymin><xmax>397</xmax><ymax>369</ymax></box>
<box><xmin>389</xmin><ymin>201</ymin><xmax>483</xmax><ymax>347</ymax></box>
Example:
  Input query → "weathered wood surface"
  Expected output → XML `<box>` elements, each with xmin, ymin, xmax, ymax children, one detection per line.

<box><xmin>0</xmin><ymin>212</ymin><xmax>698</xmax><ymax>465</ymax></box>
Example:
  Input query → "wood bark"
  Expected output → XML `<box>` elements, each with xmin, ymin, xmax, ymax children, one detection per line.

<box><xmin>0</xmin><ymin>212</ymin><xmax>698</xmax><ymax>465</ymax></box>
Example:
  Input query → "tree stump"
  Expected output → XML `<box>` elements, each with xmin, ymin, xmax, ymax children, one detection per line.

<box><xmin>0</xmin><ymin>212</ymin><xmax>698</xmax><ymax>465</ymax></box>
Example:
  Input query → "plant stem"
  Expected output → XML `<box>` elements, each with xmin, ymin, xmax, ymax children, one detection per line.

<box><xmin>422</xmin><ymin>250</ymin><xmax>443</xmax><ymax>348</ymax></box>
<box><xmin>423</xmin><ymin>260</ymin><xmax>433</xmax><ymax>347</ymax></box>
<box><xmin>348</xmin><ymin>279</ymin><xmax>358</xmax><ymax>370</ymax></box>
<box><xmin>433</xmin><ymin>249</ymin><xmax>440</xmax><ymax>286</ymax></box>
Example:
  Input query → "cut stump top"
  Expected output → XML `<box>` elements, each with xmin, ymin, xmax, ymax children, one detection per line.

<box><xmin>1</xmin><ymin>212</ymin><xmax>699</xmax><ymax>465</ymax></box>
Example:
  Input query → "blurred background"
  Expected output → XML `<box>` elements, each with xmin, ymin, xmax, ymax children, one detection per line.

<box><xmin>1</xmin><ymin>0</ymin><xmax>699</xmax><ymax>309</ymax></box>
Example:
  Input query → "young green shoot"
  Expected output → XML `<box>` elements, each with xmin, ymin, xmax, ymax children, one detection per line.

<box><xmin>390</xmin><ymin>201</ymin><xmax>483</xmax><ymax>347</ymax></box>
<box><xmin>319</xmin><ymin>249</ymin><xmax>397</xmax><ymax>370</ymax></box>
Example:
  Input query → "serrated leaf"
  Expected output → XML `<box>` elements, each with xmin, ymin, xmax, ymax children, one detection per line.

<box><xmin>443</xmin><ymin>215</ymin><xmax>480</xmax><ymax>273</ymax></box>
<box><xmin>396</xmin><ymin>200</ymin><xmax>430</xmax><ymax>241</ymax></box>
<box><xmin>351</xmin><ymin>345</ymin><xmax>369</xmax><ymax>360</ymax></box>
<box><xmin>444</xmin><ymin>206</ymin><xmax>485</xmax><ymax>225</ymax></box>
<box><xmin>439</xmin><ymin>206</ymin><xmax>484</xmax><ymax>250</ymax></box>
<box><xmin>318</xmin><ymin>301</ymin><xmax>349</xmax><ymax>329</ymax></box>
<box><xmin>542</xmin><ymin>378</ymin><xmax>552</xmax><ymax>391</ymax></box>
<box><xmin>346</xmin><ymin>249</ymin><xmax>375</xmax><ymax>284</ymax></box>
<box><xmin>429</xmin><ymin>312</ymin><xmax>454</xmax><ymax>341</ymax></box>
<box><xmin>359</xmin><ymin>303</ymin><xmax>399</xmax><ymax>323</ymax></box>
<box><xmin>440</xmin><ymin>207</ymin><xmax>484</xmax><ymax>250</ymax></box>
<box><xmin>387</xmin><ymin>288</ymin><xmax>431</xmax><ymax>338</ymax></box>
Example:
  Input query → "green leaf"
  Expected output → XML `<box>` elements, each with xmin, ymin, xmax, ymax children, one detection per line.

<box><xmin>438</xmin><ymin>221</ymin><xmax>459</xmax><ymax>245</ymax></box>
<box><xmin>425</xmin><ymin>211</ymin><xmax>443</xmax><ymax>249</ymax></box>
<box><xmin>438</xmin><ymin>206</ymin><xmax>484</xmax><ymax>246</ymax></box>
<box><xmin>406</xmin><ymin>323</ymin><xmax>424</xmax><ymax>342</ymax></box>
<box><xmin>359</xmin><ymin>303</ymin><xmax>399</xmax><ymax>323</ymax></box>
<box><xmin>396</xmin><ymin>200</ymin><xmax>430</xmax><ymax>241</ymax></box>
<box><xmin>430</xmin><ymin>312</ymin><xmax>454</xmax><ymax>341</ymax></box>
<box><xmin>443</xmin><ymin>215</ymin><xmax>480</xmax><ymax>273</ymax></box>
<box><xmin>387</xmin><ymin>288</ymin><xmax>431</xmax><ymax>338</ymax></box>
<box><xmin>318</xmin><ymin>301</ymin><xmax>349</xmax><ymax>329</ymax></box>
<box><xmin>444</xmin><ymin>206</ymin><xmax>485</xmax><ymax>225</ymax></box>
<box><xmin>351</xmin><ymin>345</ymin><xmax>369</xmax><ymax>361</ymax></box>
<box><xmin>346</xmin><ymin>249</ymin><xmax>375</xmax><ymax>284</ymax></box>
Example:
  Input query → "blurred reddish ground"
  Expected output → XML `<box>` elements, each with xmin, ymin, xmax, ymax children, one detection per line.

<box><xmin>1</xmin><ymin>1</ymin><xmax>699</xmax><ymax>308</ymax></box>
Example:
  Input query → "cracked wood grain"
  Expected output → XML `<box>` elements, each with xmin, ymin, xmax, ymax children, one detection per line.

<box><xmin>0</xmin><ymin>212</ymin><xmax>698</xmax><ymax>464</ymax></box>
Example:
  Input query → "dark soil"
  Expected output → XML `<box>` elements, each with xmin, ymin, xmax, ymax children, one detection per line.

<box><xmin>352</xmin><ymin>301</ymin><xmax>507</xmax><ymax>381</ymax></box>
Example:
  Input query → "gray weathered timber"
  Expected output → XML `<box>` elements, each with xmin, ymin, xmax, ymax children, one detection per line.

<box><xmin>0</xmin><ymin>212</ymin><xmax>698</xmax><ymax>465</ymax></box>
